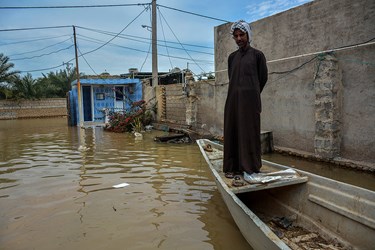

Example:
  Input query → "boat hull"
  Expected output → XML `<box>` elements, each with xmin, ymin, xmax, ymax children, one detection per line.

<box><xmin>197</xmin><ymin>139</ymin><xmax>375</xmax><ymax>250</ymax></box>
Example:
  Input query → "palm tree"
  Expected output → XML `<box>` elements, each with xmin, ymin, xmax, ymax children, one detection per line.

<box><xmin>37</xmin><ymin>66</ymin><xmax>79</xmax><ymax>98</ymax></box>
<box><xmin>0</xmin><ymin>53</ymin><xmax>19</xmax><ymax>84</ymax></box>
<box><xmin>0</xmin><ymin>53</ymin><xmax>19</xmax><ymax>99</ymax></box>
<box><xmin>12</xmin><ymin>73</ymin><xmax>39</xmax><ymax>99</ymax></box>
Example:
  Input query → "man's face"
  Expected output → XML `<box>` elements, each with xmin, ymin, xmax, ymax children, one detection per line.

<box><xmin>232</xmin><ymin>29</ymin><xmax>248</xmax><ymax>48</ymax></box>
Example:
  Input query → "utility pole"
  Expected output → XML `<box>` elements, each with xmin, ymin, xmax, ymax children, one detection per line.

<box><xmin>152</xmin><ymin>0</ymin><xmax>158</xmax><ymax>86</ymax></box>
<box><xmin>73</xmin><ymin>25</ymin><xmax>83</xmax><ymax>127</ymax></box>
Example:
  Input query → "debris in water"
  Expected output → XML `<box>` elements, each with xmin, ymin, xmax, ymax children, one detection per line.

<box><xmin>112</xmin><ymin>183</ymin><xmax>129</xmax><ymax>188</ymax></box>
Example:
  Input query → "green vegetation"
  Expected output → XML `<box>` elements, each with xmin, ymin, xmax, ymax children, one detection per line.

<box><xmin>0</xmin><ymin>53</ymin><xmax>78</xmax><ymax>100</ymax></box>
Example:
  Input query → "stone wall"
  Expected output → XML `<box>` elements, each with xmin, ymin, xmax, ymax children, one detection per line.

<box><xmin>314</xmin><ymin>54</ymin><xmax>342</xmax><ymax>158</ymax></box>
<box><xmin>0</xmin><ymin>98</ymin><xmax>67</xmax><ymax>119</ymax></box>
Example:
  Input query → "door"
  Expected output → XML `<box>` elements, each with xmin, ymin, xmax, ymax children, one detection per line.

<box><xmin>82</xmin><ymin>86</ymin><xmax>92</xmax><ymax>121</ymax></box>
<box><xmin>114</xmin><ymin>86</ymin><xmax>124</xmax><ymax>111</ymax></box>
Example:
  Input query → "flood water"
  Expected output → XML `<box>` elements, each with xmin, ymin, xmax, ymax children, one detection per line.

<box><xmin>0</xmin><ymin>118</ymin><xmax>374</xmax><ymax>250</ymax></box>
<box><xmin>0</xmin><ymin>118</ymin><xmax>249</xmax><ymax>250</ymax></box>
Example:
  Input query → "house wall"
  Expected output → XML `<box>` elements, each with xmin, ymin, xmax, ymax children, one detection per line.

<box><xmin>0</xmin><ymin>98</ymin><xmax>67</xmax><ymax>119</ymax></box>
<box><xmin>70</xmin><ymin>78</ymin><xmax>143</xmax><ymax>124</ymax></box>
<box><xmin>214</xmin><ymin>0</ymin><xmax>375</xmax><ymax>165</ymax></box>
<box><xmin>92</xmin><ymin>86</ymin><xmax>115</xmax><ymax>122</ymax></box>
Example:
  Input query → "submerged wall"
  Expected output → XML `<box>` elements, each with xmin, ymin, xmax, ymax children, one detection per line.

<box><xmin>0</xmin><ymin>98</ymin><xmax>67</xmax><ymax>119</ymax></box>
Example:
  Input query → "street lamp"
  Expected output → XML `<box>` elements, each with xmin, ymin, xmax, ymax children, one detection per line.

<box><xmin>141</xmin><ymin>25</ymin><xmax>152</xmax><ymax>32</ymax></box>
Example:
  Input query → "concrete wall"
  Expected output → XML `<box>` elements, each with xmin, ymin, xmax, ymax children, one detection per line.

<box><xmin>152</xmin><ymin>0</ymin><xmax>374</xmax><ymax>168</ymax></box>
<box><xmin>213</xmin><ymin>0</ymin><xmax>375</xmax><ymax>165</ymax></box>
<box><xmin>0</xmin><ymin>98</ymin><xmax>67</xmax><ymax>119</ymax></box>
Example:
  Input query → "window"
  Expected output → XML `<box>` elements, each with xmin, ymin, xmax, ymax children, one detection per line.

<box><xmin>115</xmin><ymin>86</ymin><xmax>124</xmax><ymax>101</ymax></box>
<box><xmin>96</xmin><ymin>93</ymin><xmax>105</xmax><ymax>100</ymax></box>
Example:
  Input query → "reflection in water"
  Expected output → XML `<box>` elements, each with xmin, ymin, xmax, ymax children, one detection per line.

<box><xmin>0</xmin><ymin>118</ymin><xmax>250</xmax><ymax>250</ymax></box>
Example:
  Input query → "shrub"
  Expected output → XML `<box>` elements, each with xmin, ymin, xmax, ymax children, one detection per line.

<box><xmin>104</xmin><ymin>100</ymin><xmax>151</xmax><ymax>133</ymax></box>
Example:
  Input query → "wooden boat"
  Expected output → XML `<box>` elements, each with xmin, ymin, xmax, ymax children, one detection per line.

<box><xmin>196</xmin><ymin>139</ymin><xmax>375</xmax><ymax>250</ymax></box>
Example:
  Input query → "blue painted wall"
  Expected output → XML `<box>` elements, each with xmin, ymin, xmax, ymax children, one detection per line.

<box><xmin>68</xmin><ymin>78</ymin><xmax>142</xmax><ymax>125</ymax></box>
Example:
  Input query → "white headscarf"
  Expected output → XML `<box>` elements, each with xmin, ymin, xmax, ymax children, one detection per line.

<box><xmin>230</xmin><ymin>20</ymin><xmax>252</xmax><ymax>42</ymax></box>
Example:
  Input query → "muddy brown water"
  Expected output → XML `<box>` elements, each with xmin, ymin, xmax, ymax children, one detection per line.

<box><xmin>0</xmin><ymin>118</ymin><xmax>373</xmax><ymax>250</ymax></box>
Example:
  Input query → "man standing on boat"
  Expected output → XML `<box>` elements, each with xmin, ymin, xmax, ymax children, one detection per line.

<box><xmin>223</xmin><ymin>20</ymin><xmax>268</xmax><ymax>182</ymax></box>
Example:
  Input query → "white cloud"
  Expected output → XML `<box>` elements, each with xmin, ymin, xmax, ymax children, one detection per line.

<box><xmin>246</xmin><ymin>0</ymin><xmax>312</xmax><ymax>22</ymax></box>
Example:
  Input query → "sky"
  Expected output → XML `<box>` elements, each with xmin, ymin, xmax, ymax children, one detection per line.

<box><xmin>0</xmin><ymin>0</ymin><xmax>312</xmax><ymax>79</ymax></box>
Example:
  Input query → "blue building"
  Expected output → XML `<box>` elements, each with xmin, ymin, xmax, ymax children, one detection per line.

<box><xmin>67</xmin><ymin>77</ymin><xmax>142</xmax><ymax>126</ymax></box>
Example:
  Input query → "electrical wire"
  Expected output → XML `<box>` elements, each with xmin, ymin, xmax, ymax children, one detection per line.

<box><xmin>0</xmin><ymin>26</ymin><xmax>72</xmax><ymax>32</ymax></box>
<box><xmin>0</xmin><ymin>34</ymin><xmax>71</xmax><ymax>46</ymax></box>
<box><xmin>76</xmin><ymin>25</ymin><xmax>214</xmax><ymax>49</ymax></box>
<box><xmin>0</xmin><ymin>2</ymin><xmax>228</xmax><ymax>22</ymax></box>
<box><xmin>0</xmin><ymin>3</ymin><xmax>149</xmax><ymax>9</ymax></box>
<box><xmin>76</xmin><ymin>32</ymin><xmax>213</xmax><ymax>55</ymax></box>
<box><xmin>139</xmin><ymin>9</ymin><xmax>153</xmax><ymax>72</ymax></box>
<box><xmin>78</xmin><ymin>6</ymin><xmax>148</xmax><ymax>57</ymax></box>
<box><xmin>79</xmin><ymin>31</ymin><xmax>214</xmax><ymax>56</ymax></box>
<box><xmin>157</xmin><ymin>4</ymin><xmax>229</xmax><ymax>23</ymax></box>
<box><xmin>158</xmin><ymin>8</ymin><xmax>173</xmax><ymax>69</ymax></box>
<box><xmin>77</xmin><ymin>46</ymin><xmax>100</xmax><ymax>76</ymax></box>
<box><xmin>76</xmin><ymin>35</ymin><xmax>213</xmax><ymax>63</ymax></box>
<box><xmin>268</xmin><ymin>37</ymin><xmax>375</xmax><ymax>64</ymax></box>
<box><xmin>20</xmin><ymin>62</ymin><xmax>70</xmax><ymax>73</ymax></box>
<box><xmin>8</xmin><ymin>36</ymin><xmax>73</xmax><ymax>57</ymax></box>
<box><xmin>268</xmin><ymin>55</ymin><xmax>318</xmax><ymax>75</ymax></box>
<box><xmin>158</xmin><ymin>8</ymin><xmax>207</xmax><ymax>74</ymax></box>
<box><xmin>12</xmin><ymin>44</ymin><xmax>74</xmax><ymax>61</ymax></box>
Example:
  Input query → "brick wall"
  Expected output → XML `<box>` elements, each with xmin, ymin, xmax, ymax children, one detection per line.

<box><xmin>0</xmin><ymin>98</ymin><xmax>67</xmax><ymax>120</ymax></box>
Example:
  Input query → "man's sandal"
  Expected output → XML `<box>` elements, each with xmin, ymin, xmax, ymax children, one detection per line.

<box><xmin>203</xmin><ymin>144</ymin><xmax>213</xmax><ymax>152</ymax></box>
<box><xmin>225</xmin><ymin>172</ymin><xmax>234</xmax><ymax>179</ymax></box>
<box><xmin>232</xmin><ymin>175</ymin><xmax>245</xmax><ymax>187</ymax></box>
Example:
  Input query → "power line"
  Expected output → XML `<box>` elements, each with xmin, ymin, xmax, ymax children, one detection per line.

<box><xmin>157</xmin><ymin>4</ymin><xmax>229</xmax><ymax>23</ymax></box>
<box><xmin>77</xmin><ymin>46</ymin><xmax>99</xmax><ymax>76</ymax></box>
<box><xmin>158</xmin><ymin>8</ymin><xmax>174</xmax><ymax>69</ymax></box>
<box><xmin>139</xmin><ymin>9</ymin><xmax>153</xmax><ymax>72</ymax></box>
<box><xmin>77</xmin><ymin>35</ymin><xmax>213</xmax><ymax>63</ymax></box>
<box><xmin>76</xmin><ymin>25</ymin><xmax>214</xmax><ymax>49</ymax></box>
<box><xmin>0</xmin><ymin>34</ymin><xmax>71</xmax><ymax>46</ymax></box>
<box><xmin>77</xmin><ymin>33</ymin><xmax>213</xmax><ymax>55</ymax></box>
<box><xmin>0</xmin><ymin>26</ymin><xmax>72</xmax><ymax>32</ymax></box>
<box><xmin>158</xmin><ymin>7</ymin><xmax>206</xmax><ymax>73</ymax></box>
<box><xmin>0</xmin><ymin>3</ymin><xmax>149</xmax><ymax>9</ymax></box>
<box><xmin>0</xmin><ymin>3</ymin><xmax>228</xmax><ymax>23</ymax></box>
<box><xmin>20</xmin><ymin>62</ymin><xmax>69</xmax><ymax>73</ymax></box>
<box><xmin>8</xmin><ymin>37</ymin><xmax>73</xmax><ymax>57</ymax></box>
<box><xmin>78</xmin><ymin>6</ymin><xmax>148</xmax><ymax>57</ymax></box>
<box><xmin>12</xmin><ymin>44</ymin><xmax>74</xmax><ymax>61</ymax></box>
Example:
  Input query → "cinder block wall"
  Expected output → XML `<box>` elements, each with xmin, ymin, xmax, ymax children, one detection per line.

<box><xmin>163</xmin><ymin>84</ymin><xmax>187</xmax><ymax>124</ymax></box>
<box><xmin>214</xmin><ymin>0</ymin><xmax>375</xmax><ymax>164</ymax></box>
<box><xmin>0</xmin><ymin>98</ymin><xmax>67</xmax><ymax>119</ymax></box>
<box><xmin>153</xmin><ymin>0</ymin><xmax>374</xmax><ymax>168</ymax></box>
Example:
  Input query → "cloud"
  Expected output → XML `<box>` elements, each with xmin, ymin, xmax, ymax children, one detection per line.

<box><xmin>246</xmin><ymin>0</ymin><xmax>312</xmax><ymax>22</ymax></box>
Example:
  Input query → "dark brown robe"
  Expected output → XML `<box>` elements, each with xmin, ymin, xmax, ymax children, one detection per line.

<box><xmin>223</xmin><ymin>45</ymin><xmax>268</xmax><ymax>174</ymax></box>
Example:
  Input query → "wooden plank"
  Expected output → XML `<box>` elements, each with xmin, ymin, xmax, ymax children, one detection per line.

<box><xmin>154</xmin><ymin>133</ymin><xmax>185</xmax><ymax>142</ymax></box>
<box><xmin>229</xmin><ymin>176</ymin><xmax>308</xmax><ymax>194</ymax></box>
